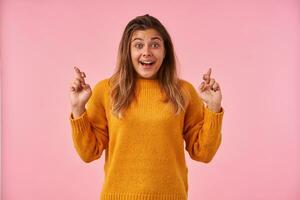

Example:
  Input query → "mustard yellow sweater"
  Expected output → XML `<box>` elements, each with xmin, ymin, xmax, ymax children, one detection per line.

<box><xmin>69</xmin><ymin>78</ymin><xmax>224</xmax><ymax>200</ymax></box>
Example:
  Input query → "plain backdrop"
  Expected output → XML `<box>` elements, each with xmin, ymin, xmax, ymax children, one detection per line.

<box><xmin>1</xmin><ymin>0</ymin><xmax>300</xmax><ymax>199</ymax></box>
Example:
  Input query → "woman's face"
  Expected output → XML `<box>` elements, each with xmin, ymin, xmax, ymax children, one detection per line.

<box><xmin>130</xmin><ymin>28</ymin><xmax>165</xmax><ymax>79</ymax></box>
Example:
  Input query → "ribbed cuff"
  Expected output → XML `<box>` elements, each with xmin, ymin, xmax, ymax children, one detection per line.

<box><xmin>69</xmin><ymin>111</ymin><xmax>90</xmax><ymax>134</ymax></box>
<box><xmin>203</xmin><ymin>106</ymin><xmax>224</xmax><ymax>132</ymax></box>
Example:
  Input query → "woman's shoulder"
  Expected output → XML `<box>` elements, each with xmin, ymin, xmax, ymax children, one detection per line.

<box><xmin>177</xmin><ymin>78</ymin><xmax>201</xmax><ymax>103</ymax></box>
<box><xmin>178</xmin><ymin>78</ymin><xmax>197</xmax><ymax>91</ymax></box>
<box><xmin>90</xmin><ymin>78</ymin><xmax>112</xmax><ymax>102</ymax></box>
<box><xmin>94</xmin><ymin>78</ymin><xmax>111</xmax><ymax>89</ymax></box>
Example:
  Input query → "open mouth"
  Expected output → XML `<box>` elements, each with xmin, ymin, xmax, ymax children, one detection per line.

<box><xmin>139</xmin><ymin>60</ymin><xmax>156</xmax><ymax>67</ymax></box>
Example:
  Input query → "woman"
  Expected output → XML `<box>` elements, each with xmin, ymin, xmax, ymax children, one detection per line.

<box><xmin>69</xmin><ymin>14</ymin><xmax>224</xmax><ymax>200</ymax></box>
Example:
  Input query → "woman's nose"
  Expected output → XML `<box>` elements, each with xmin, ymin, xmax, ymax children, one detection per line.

<box><xmin>142</xmin><ymin>46</ymin><xmax>152</xmax><ymax>57</ymax></box>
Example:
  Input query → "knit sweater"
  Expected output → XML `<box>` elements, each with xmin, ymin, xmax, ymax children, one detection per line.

<box><xmin>69</xmin><ymin>78</ymin><xmax>224</xmax><ymax>200</ymax></box>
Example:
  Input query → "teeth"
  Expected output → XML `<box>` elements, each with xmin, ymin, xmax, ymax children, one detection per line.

<box><xmin>141</xmin><ymin>61</ymin><xmax>154</xmax><ymax>64</ymax></box>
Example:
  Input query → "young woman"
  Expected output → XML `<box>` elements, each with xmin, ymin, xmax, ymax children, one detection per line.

<box><xmin>69</xmin><ymin>14</ymin><xmax>224</xmax><ymax>200</ymax></box>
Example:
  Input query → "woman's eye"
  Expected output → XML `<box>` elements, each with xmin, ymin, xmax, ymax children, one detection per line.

<box><xmin>135</xmin><ymin>43</ymin><xmax>143</xmax><ymax>49</ymax></box>
<box><xmin>151</xmin><ymin>43</ymin><xmax>159</xmax><ymax>48</ymax></box>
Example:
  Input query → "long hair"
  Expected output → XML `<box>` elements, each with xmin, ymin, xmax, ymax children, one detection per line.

<box><xmin>109</xmin><ymin>14</ymin><xmax>187</xmax><ymax>118</ymax></box>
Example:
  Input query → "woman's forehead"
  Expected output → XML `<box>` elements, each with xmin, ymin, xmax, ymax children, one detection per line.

<box><xmin>131</xmin><ymin>29</ymin><xmax>163</xmax><ymax>41</ymax></box>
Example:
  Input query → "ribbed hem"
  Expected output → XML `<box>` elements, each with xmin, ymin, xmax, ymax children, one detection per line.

<box><xmin>101</xmin><ymin>192</ymin><xmax>187</xmax><ymax>200</ymax></box>
<box><xmin>69</xmin><ymin>111</ymin><xmax>90</xmax><ymax>133</ymax></box>
<box><xmin>203</xmin><ymin>106</ymin><xmax>224</xmax><ymax>133</ymax></box>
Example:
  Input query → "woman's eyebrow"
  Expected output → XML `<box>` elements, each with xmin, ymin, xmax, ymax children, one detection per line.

<box><xmin>151</xmin><ymin>37</ymin><xmax>162</xmax><ymax>41</ymax></box>
<box><xmin>132</xmin><ymin>38</ymin><xmax>142</xmax><ymax>42</ymax></box>
<box><xmin>131</xmin><ymin>37</ymin><xmax>162</xmax><ymax>42</ymax></box>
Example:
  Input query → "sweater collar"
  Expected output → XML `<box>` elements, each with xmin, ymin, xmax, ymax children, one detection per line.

<box><xmin>135</xmin><ymin>78</ymin><xmax>160</xmax><ymax>89</ymax></box>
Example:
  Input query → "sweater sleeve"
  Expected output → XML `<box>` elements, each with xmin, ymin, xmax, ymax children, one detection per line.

<box><xmin>69</xmin><ymin>79</ymin><xmax>109</xmax><ymax>163</ymax></box>
<box><xmin>183</xmin><ymin>82</ymin><xmax>224</xmax><ymax>163</ymax></box>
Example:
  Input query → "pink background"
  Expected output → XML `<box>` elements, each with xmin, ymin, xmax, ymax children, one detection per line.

<box><xmin>1</xmin><ymin>0</ymin><xmax>300</xmax><ymax>199</ymax></box>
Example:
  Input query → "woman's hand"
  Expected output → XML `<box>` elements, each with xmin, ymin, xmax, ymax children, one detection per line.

<box><xmin>198</xmin><ymin>67</ymin><xmax>222</xmax><ymax>113</ymax></box>
<box><xmin>69</xmin><ymin>66</ymin><xmax>92</xmax><ymax>117</ymax></box>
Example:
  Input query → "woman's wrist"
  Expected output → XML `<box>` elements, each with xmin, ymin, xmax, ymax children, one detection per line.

<box><xmin>207</xmin><ymin>103</ymin><xmax>221</xmax><ymax>113</ymax></box>
<box><xmin>71</xmin><ymin>106</ymin><xmax>86</xmax><ymax>118</ymax></box>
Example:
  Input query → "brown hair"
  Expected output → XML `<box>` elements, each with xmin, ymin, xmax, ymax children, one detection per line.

<box><xmin>109</xmin><ymin>14</ymin><xmax>187</xmax><ymax>118</ymax></box>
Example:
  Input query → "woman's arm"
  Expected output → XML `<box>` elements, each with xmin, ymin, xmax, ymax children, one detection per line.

<box><xmin>69</xmin><ymin>80</ymin><xmax>109</xmax><ymax>163</ymax></box>
<box><xmin>183</xmin><ymin>82</ymin><xmax>224</xmax><ymax>163</ymax></box>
